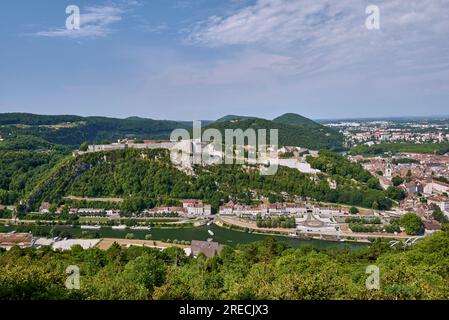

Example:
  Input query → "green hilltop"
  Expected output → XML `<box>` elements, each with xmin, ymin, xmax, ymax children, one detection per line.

<box><xmin>207</xmin><ymin>113</ymin><xmax>343</xmax><ymax>150</ymax></box>
<box><xmin>214</xmin><ymin>114</ymin><xmax>258</xmax><ymax>123</ymax></box>
<box><xmin>273</xmin><ymin>112</ymin><xmax>319</xmax><ymax>126</ymax></box>
<box><xmin>0</xmin><ymin>113</ymin><xmax>191</xmax><ymax>148</ymax></box>
<box><xmin>0</xmin><ymin>112</ymin><xmax>344</xmax><ymax>150</ymax></box>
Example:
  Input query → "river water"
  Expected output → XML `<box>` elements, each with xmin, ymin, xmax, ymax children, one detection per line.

<box><xmin>1</xmin><ymin>223</ymin><xmax>367</xmax><ymax>250</ymax></box>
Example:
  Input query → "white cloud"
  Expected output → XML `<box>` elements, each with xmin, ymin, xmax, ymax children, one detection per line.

<box><xmin>35</xmin><ymin>3</ymin><xmax>134</xmax><ymax>39</ymax></box>
<box><xmin>184</xmin><ymin>0</ymin><xmax>449</xmax><ymax>91</ymax></box>
<box><xmin>188</xmin><ymin>0</ymin><xmax>449</xmax><ymax>47</ymax></box>
<box><xmin>187</xmin><ymin>0</ymin><xmax>356</xmax><ymax>46</ymax></box>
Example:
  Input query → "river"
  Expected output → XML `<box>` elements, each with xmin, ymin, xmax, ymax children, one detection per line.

<box><xmin>0</xmin><ymin>224</ymin><xmax>367</xmax><ymax>250</ymax></box>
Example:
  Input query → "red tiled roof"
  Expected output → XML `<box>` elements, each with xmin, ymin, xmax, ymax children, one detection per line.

<box><xmin>433</xmin><ymin>179</ymin><xmax>449</xmax><ymax>187</ymax></box>
<box><xmin>0</xmin><ymin>233</ymin><xmax>33</xmax><ymax>245</ymax></box>
<box><xmin>428</xmin><ymin>195</ymin><xmax>449</xmax><ymax>202</ymax></box>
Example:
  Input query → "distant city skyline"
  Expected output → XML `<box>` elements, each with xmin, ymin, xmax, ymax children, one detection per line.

<box><xmin>1</xmin><ymin>0</ymin><xmax>449</xmax><ymax>120</ymax></box>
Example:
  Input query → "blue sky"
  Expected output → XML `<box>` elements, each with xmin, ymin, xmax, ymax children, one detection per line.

<box><xmin>1</xmin><ymin>0</ymin><xmax>448</xmax><ymax>120</ymax></box>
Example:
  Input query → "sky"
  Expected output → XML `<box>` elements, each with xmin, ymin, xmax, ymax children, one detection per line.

<box><xmin>0</xmin><ymin>0</ymin><xmax>448</xmax><ymax>120</ymax></box>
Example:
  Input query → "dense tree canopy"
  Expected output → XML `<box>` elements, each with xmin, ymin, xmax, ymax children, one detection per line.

<box><xmin>23</xmin><ymin>148</ymin><xmax>395</xmax><ymax>212</ymax></box>
<box><xmin>1</xmin><ymin>230</ymin><xmax>449</xmax><ymax>300</ymax></box>
<box><xmin>386</xmin><ymin>186</ymin><xmax>407</xmax><ymax>201</ymax></box>
<box><xmin>206</xmin><ymin>117</ymin><xmax>343</xmax><ymax>150</ymax></box>
<box><xmin>400</xmin><ymin>213</ymin><xmax>425</xmax><ymax>235</ymax></box>
<box><xmin>0</xmin><ymin>113</ymin><xmax>191</xmax><ymax>148</ymax></box>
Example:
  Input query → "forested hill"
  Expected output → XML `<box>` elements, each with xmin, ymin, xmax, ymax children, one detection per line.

<box><xmin>273</xmin><ymin>113</ymin><xmax>320</xmax><ymax>127</ymax></box>
<box><xmin>0</xmin><ymin>113</ymin><xmax>191</xmax><ymax>148</ymax></box>
<box><xmin>214</xmin><ymin>115</ymin><xmax>258</xmax><ymax>122</ymax></box>
<box><xmin>23</xmin><ymin>148</ymin><xmax>393</xmax><ymax>213</ymax></box>
<box><xmin>206</xmin><ymin>114</ymin><xmax>343</xmax><ymax>150</ymax></box>
<box><xmin>0</xmin><ymin>112</ymin><xmax>343</xmax><ymax>150</ymax></box>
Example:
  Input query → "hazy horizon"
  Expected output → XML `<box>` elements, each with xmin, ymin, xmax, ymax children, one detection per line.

<box><xmin>1</xmin><ymin>110</ymin><xmax>449</xmax><ymax>123</ymax></box>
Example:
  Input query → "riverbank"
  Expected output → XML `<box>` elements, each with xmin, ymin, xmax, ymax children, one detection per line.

<box><xmin>0</xmin><ymin>222</ymin><xmax>367</xmax><ymax>250</ymax></box>
<box><xmin>1</xmin><ymin>216</ymin><xmax>208</xmax><ymax>229</ymax></box>
<box><xmin>214</xmin><ymin>216</ymin><xmax>351</xmax><ymax>243</ymax></box>
<box><xmin>96</xmin><ymin>238</ymin><xmax>189</xmax><ymax>250</ymax></box>
<box><xmin>215</xmin><ymin>216</ymin><xmax>410</xmax><ymax>243</ymax></box>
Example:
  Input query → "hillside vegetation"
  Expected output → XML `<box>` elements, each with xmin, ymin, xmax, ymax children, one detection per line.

<box><xmin>0</xmin><ymin>113</ymin><xmax>388</xmax><ymax>211</ymax></box>
<box><xmin>206</xmin><ymin>114</ymin><xmax>343</xmax><ymax>150</ymax></box>
<box><xmin>0</xmin><ymin>112</ymin><xmax>343</xmax><ymax>150</ymax></box>
<box><xmin>0</xmin><ymin>113</ymin><xmax>191</xmax><ymax>148</ymax></box>
<box><xmin>0</xmin><ymin>135</ymin><xmax>66</xmax><ymax>206</ymax></box>
<box><xmin>24</xmin><ymin>148</ymin><xmax>393</xmax><ymax>212</ymax></box>
<box><xmin>273</xmin><ymin>112</ymin><xmax>321</xmax><ymax>127</ymax></box>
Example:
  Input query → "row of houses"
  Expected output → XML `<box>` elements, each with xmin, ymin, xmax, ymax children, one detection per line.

<box><xmin>0</xmin><ymin>232</ymin><xmax>33</xmax><ymax>250</ymax></box>
<box><xmin>219</xmin><ymin>201</ymin><xmax>347</xmax><ymax>217</ymax></box>
<box><xmin>378</xmin><ymin>178</ymin><xmax>449</xmax><ymax>198</ymax></box>
<box><xmin>424</xmin><ymin>179</ymin><xmax>449</xmax><ymax>194</ymax></box>
<box><xmin>39</xmin><ymin>203</ymin><xmax>118</xmax><ymax>216</ymax></box>
<box><xmin>144</xmin><ymin>199</ymin><xmax>211</xmax><ymax>216</ymax></box>
<box><xmin>39</xmin><ymin>199</ymin><xmax>353</xmax><ymax>219</ymax></box>
<box><xmin>400</xmin><ymin>179</ymin><xmax>449</xmax><ymax>196</ymax></box>
<box><xmin>38</xmin><ymin>199</ymin><xmax>212</xmax><ymax>217</ymax></box>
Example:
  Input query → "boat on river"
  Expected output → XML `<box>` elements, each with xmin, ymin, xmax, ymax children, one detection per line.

<box><xmin>112</xmin><ymin>225</ymin><xmax>127</xmax><ymax>230</ymax></box>
<box><xmin>130</xmin><ymin>226</ymin><xmax>151</xmax><ymax>230</ymax></box>
<box><xmin>81</xmin><ymin>225</ymin><xmax>101</xmax><ymax>230</ymax></box>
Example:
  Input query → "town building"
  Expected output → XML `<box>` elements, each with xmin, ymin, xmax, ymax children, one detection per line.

<box><xmin>218</xmin><ymin>201</ymin><xmax>344</xmax><ymax>217</ymax></box>
<box><xmin>144</xmin><ymin>206</ymin><xmax>185</xmax><ymax>215</ymax></box>
<box><xmin>77</xmin><ymin>208</ymin><xmax>105</xmax><ymax>214</ymax></box>
<box><xmin>144</xmin><ymin>200</ymin><xmax>211</xmax><ymax>216</ymax></box>
<box><xmin>428</xmin><ymin>196</ymin><xmax>449</xmax><ymax>215</ymax></box>
<box><xmin>0</xmin><ymin>233</ymin><xmax>34</xmax><ymax>250</ymax></box>
<box><xmin>190</xmin><ymin>240</ymin><xmax>223</xmax><ymax>257</ymax></box>
<box><xmin>430</xmin><ymin>180</ymin><xmax>449</xmax><ymax>194</ymax></box>
<box><xmin>379</xmin><ymin>176</ymin><xmax>392</xmax><ymax>190</ymax></box>
<box><xmin>39</xmin><ymin>202</ymin><xmax>51</xmax><ymax>213</ymax></box>
<box><xmin>401</xmin><ymin>182</ymin><xmax>423</xmax><ymax>195</ymax></box>
<box><xmin>385</xmin><ymin>163</ymin><xmax>392</xmax><ymax>177</ymax></box>
<box><xmin>182</xmin><ymin>200</ymin><xmax>211</xmax><ymax>216</ymax></box>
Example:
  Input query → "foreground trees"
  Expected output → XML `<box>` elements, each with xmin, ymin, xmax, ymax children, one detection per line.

<box><xmin>1</xmin><ymin>230</ymin><xmax>449</xmax><ymax>300</ymax></box>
